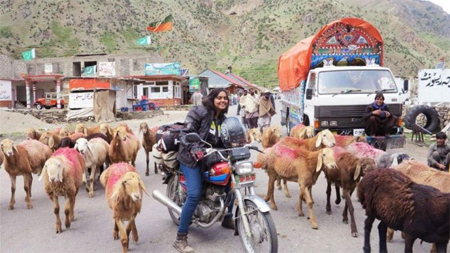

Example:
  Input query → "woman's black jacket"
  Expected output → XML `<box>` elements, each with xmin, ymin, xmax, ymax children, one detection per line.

<box><xmin>177</xmin><ymin>106</ymin><xmax>225</xmax><ymax>168</ymax></box>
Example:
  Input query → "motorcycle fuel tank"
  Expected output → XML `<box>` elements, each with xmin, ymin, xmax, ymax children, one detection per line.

<box><xmin>204</xmin><ymin>162</ymin><xmax>231</xmax><ymax>186</ymax></box>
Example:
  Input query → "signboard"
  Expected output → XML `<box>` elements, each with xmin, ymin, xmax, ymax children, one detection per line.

<box><xmin>0</xmin><ymin>80</ymin><xmax>12</xmax><ymax>101</ymax></box>
<box><xmin>144</xmin><ymin>62</ymin><xmax>181</xmax><ymax>75</ymax></box>
<box><xmin>418</xmin><ymin>69</ymin><xmax>450</xmax><ymax>103</ymax></box>
<box><xmin>69</xmin><ymin>92</ymin><xmax>94</xmax><ymax>109</ymax></box>
<box><xmin>189</xmin><ymin>77</ymin><xmax>200</xmax><ymax>92</ymax></box>
<box><xmin>98</xmin><ymin>62</ymin><xmax>116</xmax><ymax>77</ymax></box>
<box><xmin>44</xmin><ymin>64</ymin><xmax>53</xmax><ymax>74</ymax></box>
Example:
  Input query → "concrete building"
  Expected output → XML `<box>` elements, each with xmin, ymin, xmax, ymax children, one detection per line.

<box><xmin>0</xmin><ymin>52</ymin><xmax>193</xmax><ymax>109</ymax></box>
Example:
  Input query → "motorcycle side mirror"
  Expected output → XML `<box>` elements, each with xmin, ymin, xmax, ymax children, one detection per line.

<box><xmin>186</xmin><ymin>133</ymin><xmax>202</xmax><ymax>143</ymax></box>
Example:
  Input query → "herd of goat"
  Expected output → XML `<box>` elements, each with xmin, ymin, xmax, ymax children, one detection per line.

<box><xmin>255</xmin><ymin>124</ymin><xmax>449</xmax><ymax>253</ymax></box>
<box><xmin>0</xmin><ymin>121</ymin><xmax>449</xmax><ymax>252</ymax></box>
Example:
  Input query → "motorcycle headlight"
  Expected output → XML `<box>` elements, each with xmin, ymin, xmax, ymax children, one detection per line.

<box><xmin>235</xmin><ymin>161</ymin><xmax>254</xmax><ymax>175</ymax></box>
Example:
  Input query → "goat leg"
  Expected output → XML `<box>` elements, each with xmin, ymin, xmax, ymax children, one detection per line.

<box><xmin>434</xmin><ymin>243</ymin><xmax>447</xmax><ymax>253</ymax></box>
<box><xmin>70</xmin><ymin>193</ymin><xmax>76</xmax><ymax>221</ymax></box>
<box><xmin>266</xmin><ymin>173</ymin><xmax>278</xmax><ymax>210</ymax></box>
<box><xmin>403</xmin><ymin>233</ymin><xmax>416</xmax><ymax>253</ymax></box>
<box><xmin>297</xmin><ymin>185</ymin><xmax>305</xmax><ymax>217</ymax></box>
<box><xmin>283</xmin><ymin>178</ymin><xmax>291</xmax><ymax>198</ymax></box>
<box><xmin>24</xmin><ymin>174</ymin><xmax>33</xmax><ymax>209</ymax></box>
<box><xmin>303</xmin><ymin>185</ymin><xmax>318</xmax><ymax>229</ymax></box>
<box><xmin>89</xmin><ymin>166</ymin><xmax>96</xmax><ymax>198</ymax></box>
<box><xmin>53</xmin><ymin>195</ymin><xmax>62</xmax><ymax>234</ymax></box>
<box><xmin>377</xmin><ymin>221</ymin><xmax>388</xmax><ymax>253</ymax></box>
<box><xmin>131</xmin><ymin>219</ymin><xmax>138</xmax><ymax>243</ymax></box>
<box><xmin>145</xmin><ymin>152</ymin><xmax>150</xmax><ymax>176</ymax></box>
<box><xmin>335</xmin><ymin>184</ymin><xmax>341</xmax><ymax>205</ymax></box>
<box><xmin>276</xmin><ymin>176</ymin><xmax>282</xmax><ymax>190</ymax></box>
<box><xmin>64</xmin><ymin>196</ymin><xmax>71</xmax><ymax>229</ymax></box>
<box><xmin>115</xmin><ymin>218</ymin><xmax>128</xmax><ymax>253</ymax></box>
<box><xmin>8</xmin><ymin>175</ymin><xmax>16</xmax><ymax>210</ymax></box>
<box><xmin>326</xmin><ymin>180</ymin><xmax>332</xmax><ymax>215</ymax></box>
<box><xmin>363</xmin><ymin>215</ymin><xmax>376</xmax><ymax>253</ymax></box>
<box><xmin>386</xmin><ymin>228</ymin><xmax>394</xmax><ymax>242</ymax></box>
<box><xmin>343</xmin><ymin>189</ymin><xmax>358</xmax><ymax>237</ymax></box>
<box><xmin>113</xmin><ymin>221</ymin><xmax>119</xmax><ymax>240</ymax></box>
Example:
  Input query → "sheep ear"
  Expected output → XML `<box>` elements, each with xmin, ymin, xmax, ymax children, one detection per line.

<box><xmin>83</xmin><ymin>128</ymin><xmax>88</xmax><ymax>136</ymax></box>
<box><xmin>316</xmin><ymin>152</ymin><xmax>323</xmax><ymax>172</ymax></box>
<box><xmin>315</xmin><ymin>134</ymin><xmax>322</xmax><ymax>148</ymax></box>
<box><xmin>48</xmin><ymin>136</ymin><xmax>55</xmax><ymax>149</ymax></box>
<box><xmin>39</xmin><ymin>166</ymin><xmax>47</xmax><ymax>181</ymax></box>
<box><xmin>110</xmin><ymin>187</ymin><xmax>120</xmax><ymax>201</ymax></box>
<box><xmin>139</xmin><ymin>179</ymin><xmax>150</xmax><ymax>196</ymax></box>
<box><xmin>298</xmin><ymin>128</ymin><xmax>306</xmax><ymax>138</ymax></box>
<box><xmin>354</xmin><ymin>163</ymin><xmax>361</xmax><ymax>181</ymax></box>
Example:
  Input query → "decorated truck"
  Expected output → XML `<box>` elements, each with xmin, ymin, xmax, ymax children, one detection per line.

<box><xmin>278</xmin><ymin>17</ymin><xmax>408</xmax><ymax>149</ymax></box>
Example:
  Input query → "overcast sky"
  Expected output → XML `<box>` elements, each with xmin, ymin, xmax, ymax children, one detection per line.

<box><xmin>428</xmin><ymin>0</ymin><xmax>450</xmax><ymax>14</ymax></box>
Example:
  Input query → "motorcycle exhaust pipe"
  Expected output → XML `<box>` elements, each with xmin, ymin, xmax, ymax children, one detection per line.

<box><xmin>152</xmin><ymin>190</ymin><xmax>182</xmax><ymax>215</ymax></box>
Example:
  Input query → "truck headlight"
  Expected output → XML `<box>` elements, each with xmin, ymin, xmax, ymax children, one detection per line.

<box><xmin>235</xmin><ymin>161</ymin><xmax>254</xmax><ymax>175</ymax></box>
<box><xmin>329</xmin><ymin>121</ymin><xmax>337</xmax><ymax>126</ymax></box>
<box><xmin>321</xmin><ymin>121</ymin><xmax>329</xmax><ymax>127</ymax></box>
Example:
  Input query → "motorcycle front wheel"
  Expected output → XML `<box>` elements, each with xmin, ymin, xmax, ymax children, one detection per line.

<box><xmin>166</xmin><ymin>175</ymin><xmax>183</xmax><ymax>225</ymax></box>
<box><xmin>237</xmin><ymin>201</ymin><xmax>278</xmax><ymax>253</ymax></box>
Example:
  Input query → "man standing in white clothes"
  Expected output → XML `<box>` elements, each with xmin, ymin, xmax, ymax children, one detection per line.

<box><xmin>190</xmin><ymin>90</ymin><xmax>203</xmax><ymax>106</ymax></box>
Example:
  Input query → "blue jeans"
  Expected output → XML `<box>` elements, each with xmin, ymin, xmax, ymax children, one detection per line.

<box><xmin>177</xmin><ymin>163</ymin><xmax>234</xmax><ymax>234</ymax></box>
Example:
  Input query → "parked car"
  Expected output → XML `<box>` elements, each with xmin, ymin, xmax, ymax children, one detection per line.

<box><xmin>34</xmin><ymin>92</ymin><xmax>65</xmax><ymax>109</ymax></box>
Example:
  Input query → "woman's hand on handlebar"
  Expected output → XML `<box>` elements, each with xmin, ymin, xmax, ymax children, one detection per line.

<box><xmin>190</xmin><ymin>148</ymin><xmax>205</xmax><ymax>161</ymax></box>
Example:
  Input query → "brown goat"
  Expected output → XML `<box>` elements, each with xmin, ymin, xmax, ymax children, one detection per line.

<box><xmin>275</xmin><ymin>130</ymin><xmax>336</xmax><ymax>197</ymax></box>
<box><xmin>39</xmin><ymin>131</ymin><xmax>62</xmax><ymax>151</ymax></box>
<box><xmin>333</xmin><ymin>134</ymin><xmax>367</xmax><ymax>148</ymax></box>
<box><xmin>109</xmin><ymin>126</ymin><xmax>140</xmax><ymax>166</ymax></box>
<box><xmin>26</xmin><ymin>128</ymin><xmax>42</xmax><ymax>140</ymax></box>
<box><xmin>1</xmin><ymin>139</ymin><xmax>52</xmax><ymax>210</ymax></box>
<box><xmin>263</xmin><ymin>143</ymin><xmax>337</xmax><ymax>229</ymax></box>
<box><xmin>100</xmin><ymin>163</ymin><xmax>149</xmax><ymax>253</ymax></box>
<box><xmin>325</xmin><ymin>146</ymin><xmax>376</xmax><ymax>237</ymax></box>
<box><xmin>290</xmin><ymin>123</ymin><xmax>314</xmax><ymax>139</ymax></box>
<box><xmin>139</xmin><ymin>122</ymin><xmax>157</xmax><ymax>176</ymax></box>
<box><xmin>247</xmin><ymin>128</ymin><xmax>262</xmax><ymax>143</ymax></box>
<box><xmin>262</xmin><ymin>126</ymin><xmax>282</xmax><ymax>148</ymax></box>
<box><xmin>358</xmin><ymin>169</ymin><xmax>449</xmax><ymax>253</ymax></box>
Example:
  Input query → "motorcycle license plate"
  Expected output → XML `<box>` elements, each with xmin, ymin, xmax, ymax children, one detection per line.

<box><xmin>235</xmin><ymin>174</ymin><xmax>255</xmax><ymax>185</ymax></box>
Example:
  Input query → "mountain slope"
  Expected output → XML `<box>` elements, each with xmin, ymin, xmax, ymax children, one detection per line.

<box><xmin>0</xmin><ymin>0</ymin><xmax>449</xmax><ymax>87</ymax></box>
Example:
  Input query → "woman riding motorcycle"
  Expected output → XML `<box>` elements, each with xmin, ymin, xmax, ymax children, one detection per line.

<box><xmin>174</xmin><ymin>88</ymin><xmax>235</xmax><ymax>253</ymax></box>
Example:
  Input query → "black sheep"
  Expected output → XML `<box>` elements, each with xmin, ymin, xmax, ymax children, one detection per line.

<box><xmin>358</xmin><ymin>168</ymin><xmax>449</xmax><ymax>253</ymax></box>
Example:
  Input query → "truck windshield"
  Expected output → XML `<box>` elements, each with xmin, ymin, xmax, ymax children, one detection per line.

<box><xmin>318</xmin><ymin>70</ymin><xmax>397</xmax><ymax>94</ymax></box>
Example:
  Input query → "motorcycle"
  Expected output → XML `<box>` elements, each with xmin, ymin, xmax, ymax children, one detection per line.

<box><xmin>152</xmin><ymin>132</ymin><xmax>278</xmax><ymax>252</ymax></box>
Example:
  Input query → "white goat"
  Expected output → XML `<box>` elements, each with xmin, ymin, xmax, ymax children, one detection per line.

<box><xmin>75</xmin><ymin>137</ymin><xmax>110</xmax><ymax>198</ymax></box>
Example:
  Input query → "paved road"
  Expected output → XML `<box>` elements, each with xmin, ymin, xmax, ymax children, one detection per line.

<box><xmin>0</xmin><ymin>103</ymin><xmax>438</xmax><ymax>253</ymax></box>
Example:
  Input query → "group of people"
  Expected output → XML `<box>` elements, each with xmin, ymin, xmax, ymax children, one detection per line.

<box><xmin>363</xmin><ymin>92</ymin><xmax>449</xmax><ymax>172</ymax></box>
<box><xmin>237</xmin><ymin>88</ymin><xmax>276</xmax><ymax>131</ymax></box>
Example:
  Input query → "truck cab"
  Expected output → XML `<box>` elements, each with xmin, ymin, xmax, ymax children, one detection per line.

<box><xmin>302</xmin><ymin>66</ymin><xmax>408</xmax><ymax>136</ymax></box>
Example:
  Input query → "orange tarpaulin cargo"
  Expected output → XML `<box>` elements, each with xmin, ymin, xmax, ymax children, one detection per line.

<box><xmin>278</xmin><ymin>18</ymin><xmax>383</xmax><ymax>91</ymax></box>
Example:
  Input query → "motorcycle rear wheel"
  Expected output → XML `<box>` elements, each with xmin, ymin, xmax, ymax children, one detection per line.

<box><xmin>166</xmin><ymin>175</ymin><xmax>183</xmax><ymax>225</ymax></box>
<box><xmin>237</xmin><ymin>201</ymin><xmax>278</xmax><ymax>253</ymax></box>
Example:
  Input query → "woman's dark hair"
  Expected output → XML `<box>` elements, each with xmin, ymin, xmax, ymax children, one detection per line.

<box><xmin>375</xmin><ymin>92</ymin><xmax>385</xmax><ymax>100</ymax></box>
<box><xmin>436</xmin><ymin>132</ymin><xmax>447</xmax><ymax>140</ymax></box>
<box><xmin>202</xmin><ymin>88</ymin><xmax>229</xmax><ymax>116</ymax></box>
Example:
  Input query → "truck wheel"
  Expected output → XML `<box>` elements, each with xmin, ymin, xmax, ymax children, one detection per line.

<box><xmin>404</xmin><ymin>105</ymin><xmax>440</xmax><ymax>132</ymax></box>
<box><xmin>35</xmin><ymin>103</ymin><xmax>43</xmax><ymax>110</ymax></box>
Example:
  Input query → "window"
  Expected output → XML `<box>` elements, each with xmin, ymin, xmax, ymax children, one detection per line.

<box><xmin>151</xmin><ymin>87</ymin><xmax>160</xmax><ymax>93</ymax></box>
<box><xmin>163</xmin><ymin>87</ymin><xmax>168</xmax><ymax>92</ymax></box>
